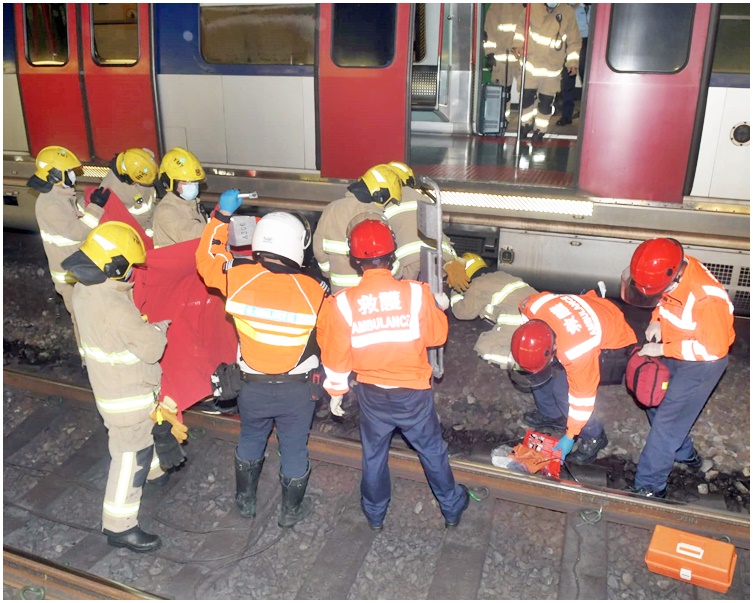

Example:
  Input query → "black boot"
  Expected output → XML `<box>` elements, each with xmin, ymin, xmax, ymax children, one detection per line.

<box><xmin>235</xmin><ymin>451</ymin><xmax>264</xmax><ymax>518</ymax></box>
<box><xmin>278</xmin><ymin>463</ymin><xmax>313</xmax><ymax>528</ymax></box>
<box><xmin>104</xmin><ymin>526</ymin><xmax>161</xmax><ymax>553</ymax></box>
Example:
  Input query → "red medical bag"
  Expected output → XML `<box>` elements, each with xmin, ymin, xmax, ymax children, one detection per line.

<box><xmin>625</xmin><ymin>349</ymin><xmax>670</xmax><ymax>407</ymax></box>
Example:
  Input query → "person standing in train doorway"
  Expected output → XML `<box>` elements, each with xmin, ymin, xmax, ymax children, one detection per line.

<box><xmin>28</xmin><ymin>146</ymin><xmax>108</xmax><ymax>363</ymax></box>
<box><xmin>513</xmin><ymin>3</ymin><xmax>581</xmax><ymax>141</ymax></box>
<box><xmin>61</xmin><ymin>221</ymin><xmax>183</xmax><ymax>553</ymax></box>
<box><xmin>152</xmin><ymin>147</ymin><xmax>208</xmax><ymax>247</ymax></box>
<box><xmin>484</xmin><ymin>3</ymin><xmax>525</xmax><ymax>125</ymax></box>
<box><xmin>509</xmin><ymin>288</ymin><xmax>637</xmax><ymax>465</ymax></box>
<box><xmin>316</xmin><ymin>215</ymin><xmax>470</xmax><ymax>531</ymax></box>
<box><xmin>621</xmin><ymin>238</ymin><xmax>735</xmax><ymax>498</ymax></box>
<box><xmin>196</xmin><ymin>191</ymin><xmax>327</xmax><ymax>528</ymax></box>
<box><xmin>557</xmin><ymin>4</ymin><xmax>590</xmax><ymax>126</ymax></box>
<box><xmin>98</xmin><ymin>148</ymin><xmax>160</xmax><ymax>239</ymax></box>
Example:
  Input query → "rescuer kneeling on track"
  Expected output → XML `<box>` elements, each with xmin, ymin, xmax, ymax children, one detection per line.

<box><xmin>621</xmin><ymin>238</ymin><xmax>735</xmax><ymax>498</ymax></box>
<box><xmin>509</xmin><ymin>290</ymin><xmax>637</xmax><ymax>465</ymax></box>
<box><xmin>196</xmin><ymin>191</ymin><xmax>327</xmax><ymax>528</ymax></box>
<box><xmin>61</xmin><ymin>222</ymin><xmax>179</xmax><ymax>553</ymax></box>
<box><xmin>99</xmin><ymin>148</ymin><xmax>159</xmax><ymax>238</ymax></box>
<box><xmin>152</xmin><ymin>147</ymin><xmax>208</xmax><ymax>247</ymax></box>
<box><xmin>29</xmin><ymin>146</ymin><xmax>107</xmax><ymax>363</ymax></box>
<box><xmin>316</xmin><ymin>215</ymin><xmax>470</xmax><ymax>530</ymax></box>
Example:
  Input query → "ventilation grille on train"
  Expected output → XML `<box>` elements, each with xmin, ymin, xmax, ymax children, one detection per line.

<box><xmin>705</xmin><ymin>263</ymin><xmax>750</xmax><ymax>316</ymax></box>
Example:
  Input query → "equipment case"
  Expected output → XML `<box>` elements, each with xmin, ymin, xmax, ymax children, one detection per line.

<box><xmin>644</xmin><ymin>525</ymin><xmax>737</xmax><ymax>593</ymax></box>
<box><xmin>480</xmin><ymin>83</ymin><xmax>506</xmax><ymax>136</ymax></box>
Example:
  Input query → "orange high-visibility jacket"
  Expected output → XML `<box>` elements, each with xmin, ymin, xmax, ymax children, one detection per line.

<box><xmin>652</xmin><ymin>256</ymin><xmax>735</xmax><ymax>361</ymax></box>
<box><xmin>521</xmin><ymin>290</ymin><xmax>637</xmax><ymax>438</ymax></box>
<box><xmin>316</xmin><ymin>269</ymin><xmax>448</xmax><ymax>393</ymax></box>
<box><xmin>196</xmin><ymin>215</ymin><xmax>326</xmax><ymax>375</ymax></box>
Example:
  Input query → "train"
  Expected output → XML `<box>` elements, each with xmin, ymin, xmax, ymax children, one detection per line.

<box><xmin>3</xmin><ymin>3</ymin><xmax>750</xmax><ymax>314</ymax></box>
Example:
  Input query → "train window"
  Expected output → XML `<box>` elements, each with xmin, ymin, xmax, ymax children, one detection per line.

<box><xmin>414</xmin><ymin>4</ymin><xmax>427</xmax><ymax>63</ymax></box>
<box><xmin>200</xmin><ymin>4</ymin><xmax>315</xmax><ymax>66</ymax></box>
<box><xmin>607</xmin><ymin>4</ymin><xmax>695</xmax><ymax>73</ymax></box>
<box><xmin>711</xmin><ymin>4</ymin><xmax>750</xmax><ymax>74</ymax></box>
<box><xmin>24</xmin><ymin>4</ymin><xmax>68</xmax><ymax>66</ymax></box>
<box><xmin>91</xmin><ymin>4</ymin><xmax>139</xmax><ymax>66</ymax></box>
<box><xmin>332</xmin><ymin>3</ymin><xmax>396</xmax><ymax>67</ymax></box>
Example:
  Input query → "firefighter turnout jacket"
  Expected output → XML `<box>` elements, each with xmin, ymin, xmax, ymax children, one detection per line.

<box><xmin>153</xmin><ymin>191</ymin><xmax>208</xmax><ymax>248</ymax></box>
<box><xmin>521</xmin><ymin>290</ymin><xmax>637</xmax><ymax>438</ymax></box>
<box><xmin>514</xmin><ymin>4</ymin><xmax>581</xmax><ymax>96</ymax></box>
<box><xmin>384</xmin><ymin>186</ymin><xmax>457</xmax><ymax>281</ymax></box>
<box><xmin>100</xmin><ymin>170</ymin><xmax>155</xmax><ymax>238</ymax></box>
<box><xmin>652</xmin><ymin>256</ymin><xmax>735</xmax><ymax>361</ymax></box>
<box><xmin>196</xmin><ymin>214</ymin><xmax>326</xmax><ymax>375</ymax></box>
<box><xmin>484</xmin><ymin>2</ymin><xmax>525</xmax><ymax>84</ymax></box>
<box><xmin>317</xmin><ymin>269</ymin><xmax>448</xmax><ymax>393</ymax></box>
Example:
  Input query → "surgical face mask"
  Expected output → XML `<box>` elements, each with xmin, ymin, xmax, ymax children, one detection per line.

<box><xmin>179</xmin><ymin>182</ymin><xmax>199</xmax><ymax>201</ymax></box>
<box><xmin>546</xmin><ymin>3</ymin><xmax>559</xmax><ymax>8</ymax></box>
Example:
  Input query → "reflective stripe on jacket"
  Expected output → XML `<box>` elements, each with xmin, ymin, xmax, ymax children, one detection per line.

<box><xmin>196</xmin><ymin>215</ymin><xmax>326</xmax><ymax>374</ymax></box>
<box><xmin>100</xmin><ymin>170</ymin><xmax>155</xmax><ymax>233</ymax></box>
<box><xmin>152</xmin><ymin>191</ymin><xmax>207</xmax><ymax>248</ymax></box>
<box><xmin>652</xmin><ymin>256</ymin><xmax>735</xmax><ymax>362</ymax></box>
<box><xmin>513</xmin><ymin>4</ymin><xmax>581</xmax><ymax>77</ymax></box>
<box><xmin>451</xmin><ymin>270</ymin><xmax>536</xmax><ymax>326</ymax></box>
<box><xmin>317</xmin><ymin>269</ymin><xmax>448</xmax><ymax>393</ymax></box>
<box><xmin>521</xmin><ymin>290</ymin><xmax>637</xmax><ymax>438</ymax></box>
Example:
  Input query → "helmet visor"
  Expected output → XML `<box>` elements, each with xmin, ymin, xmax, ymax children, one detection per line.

<box><xmin>506</xmin><ymin>353</ymin><xmax>555</xmax><ymax>390</ymax></box>
<box><xmin>619</xmin><ymin>267</ymin><xmax>664</xmax><ymax>307</ymax></box>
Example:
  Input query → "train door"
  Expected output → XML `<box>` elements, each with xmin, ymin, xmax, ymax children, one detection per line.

<box><xmin>15</xmin><ymin>3</ymin><xmax>158</xmax><ymax>162</ymax></box>
<box><xmin>4</xmin><ymin>3</ymin><xmax>28</xmax><ymax>154</ymax></box>
<box><xmin>317</xmin><ymin>3</ymin><xmax>413</xmax><ymax>180</ymax></box>
<box><xmin>578</xmin><ymin>4</ymin><xmax>712</xmax><ymax>202</ymax></box>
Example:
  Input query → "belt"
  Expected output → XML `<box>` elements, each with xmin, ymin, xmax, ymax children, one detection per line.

<box><xmin>240</xmin><ymin>371</ymin><xmax>310</xmax><ymax>384</ymax></box>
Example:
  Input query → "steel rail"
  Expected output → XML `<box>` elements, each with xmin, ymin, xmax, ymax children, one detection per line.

<box><xmin>3</xmin><ymin>547</ymin><xmax>162</xmax><ymax>600</ymax></box>
<box><xmin>4</xmin><ymin>369</ymin><xmax>749</xmax><ymax>549</ymax></box>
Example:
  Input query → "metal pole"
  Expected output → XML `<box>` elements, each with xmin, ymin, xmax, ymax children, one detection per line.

<box><xmin>514</xmin><ymin>4</ymin><xmax>532</xmax><ymax>158</ymax></box>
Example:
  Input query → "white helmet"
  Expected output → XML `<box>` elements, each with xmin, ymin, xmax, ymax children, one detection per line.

<box><xmin>251</xmin><ymin>212</ymin><xmax>311</xmax><ymax>267</ymax></box>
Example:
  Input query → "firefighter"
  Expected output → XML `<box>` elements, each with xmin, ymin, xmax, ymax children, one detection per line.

<box><xmin>313</xmin><ymin>164</ymin><xmax>402</xmax><ymax>293</ymax></box>
<box><xmin>316</xmin><ymin>215</ymin><xmax>470</xmax><ymax>530</ymax></box>
<box><xmin>509</xmin><ymin>289</ymin><xmax>637</xmax><ymax>464</ymax></box>
<box><xmin>196</xmin><ymin>191</ymin><xmax>326</xmax><ymax>528</ymax></box>
<box><xmin>621</xmin><ymin>238</ymin><xmax>735</xmax><ymax>498</ymax></box>
<box><xmin>450</xmin><ymin>253</ymin><xmax>538</xmax><ymax>367</ymax></box>
<box><xmin>60</xmin><ymin>221</ymin><xmax>181</xmax><ymax>553</ymax></box>
<box><xmin>29</xmin><ymin>146</ymin><xmax>108</xmax><ymax>361</ymax></box>
<box><xmin>512</xmin><ymin>3</ymin><xmax>581</xmax><ymax>141</ymax></box>
<box><xmin>152</xmin><ymin>147</ymin><xmax>208</xmax><ymax>247</ymax></box>
<box><xmin>99</xmin><ymin>148</ymin><xmax>159</xmax><ymax>238</ymax></box>
<box><xmin>484</xmin><ymin>3</ymin><xmax>525</xmax><ymax>122</ymax></box>
<box><xmin>382</xmin><ymin>161</ymin><xmax>469</xmax><ymax>292</ymax></box>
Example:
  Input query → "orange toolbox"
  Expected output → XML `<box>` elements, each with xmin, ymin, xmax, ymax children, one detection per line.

<box><xmin>644</xmin><ymin>525</ymin><xmax>738</xmax><ymax>594</ymax></box>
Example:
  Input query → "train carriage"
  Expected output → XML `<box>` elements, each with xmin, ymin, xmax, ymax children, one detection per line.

<box><xmin>3</xmin><ymin>3</ymin><xmax>750</xmax><ymax>313</ymax></box>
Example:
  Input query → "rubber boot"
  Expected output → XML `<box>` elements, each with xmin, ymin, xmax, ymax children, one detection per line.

<box><xmin>278</xmin><ymin>463</ymin><xmax>313</xmax><ymax>528</ymax></box>
<box><xmin>235</xmin><ymin>451</ymin><xmax>264</xmax><ymax>518</ymax></box>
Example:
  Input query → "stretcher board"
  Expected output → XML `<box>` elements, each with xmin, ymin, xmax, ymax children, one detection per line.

<box><xmin>417</xmin><ymin>176</ymin><xmax>444</xmax><ymax>379</ymax></box>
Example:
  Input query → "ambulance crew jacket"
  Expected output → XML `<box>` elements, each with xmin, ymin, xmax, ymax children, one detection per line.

<box><xmin>196</xmin><ymin>213</ymin><xmax>326</xmax><ymax>478</ymax></box>
<box><xmin>72</xmin><ymin>277</ymin><xmax>167</xmax><ymax>533</ymax></box>
<box><xmin>383</xmin><ymin>186</ymin><xmax>457</xmax><ymax>281</ymax></box>
<box><xmin>99</xmin><ymin>170</ymin><xmax>156</xmax><ymax>237</ymax></box>
<box><xmin>313</xmin><ymin>193</ymin><xmax>387</xmax><ymax>293</ymax></box>
<box><xmin>152</xmin><ymin>191</ymin><xmax>207</xmax><ymax>248</ymax></box>
<box><xmin>35</xmin><ymin>185</ymin><xmax>104</xmax><ymax>355</ymax></box>
<box><xmin>316</xmin><ymin>268</ymin><xmax>468</xmax><ymax>527</ymax></box>
<box><xmin>452</xmin><ymin>270</ymin><xmax>538</xmax><ymax>367</ymax></box>
<box><xmin>634</xmin><ymin>256</ymin><xmax>735</xmax><ymax>494</ymax></box>
<box><xmin>484</xmin><ymin>2</ymin><xmax>524</xmax><ymax>85</ymax></box>
<box><xmin>521</xmin><ymin>290</ymin><xmax>637</xmax><ymax>439</ymax></box>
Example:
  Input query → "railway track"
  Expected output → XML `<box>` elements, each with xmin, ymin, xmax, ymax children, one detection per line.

<box><xmin>3</xmin><ymin>369</ymin><xmax>750</xmax><ymax>599</ymax></box>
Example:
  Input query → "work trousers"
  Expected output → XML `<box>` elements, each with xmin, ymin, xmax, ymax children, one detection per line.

<box><xmin>357</xmin><ymin>383</ymin><xmax>467</xmax><ymax>525</ymax></box>
<box><xmin>98</xmin><ymin>404</ymin><xmax>163</xmax><ymax>533</ymax></box>
<box><xmin>531</xmin><ymin>361</ymin><xmax>605</xmax><ymax>440</ymax></box>
<box><xmin>55</xmin><ymin>281</ymin><xmax>83</xmax><ymax>360</ymax></box>
<box><xmin>521</xmin><ymin>89</ymin><xmax>556</xmax><ymax>132</ymax></box>
<box><xmin>634</xmin><ymin>356</ymin><xmax>728</xmax><ymax>493</ymax></box>
<box><xmin>559</xmin><ymin>37</ymin><xmax>588</xmax><ymax>121</ymax></box>
<box><xmin>236</xmin><ymin>380</ymin><xmax>314</xmax><ymax>479</ymax></box>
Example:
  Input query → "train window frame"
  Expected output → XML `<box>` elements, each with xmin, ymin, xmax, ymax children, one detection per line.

<box><xmin>199</xmin><ymin>4</ymin><xmax>316</xmax><ymax>67</ymax></box>
<box><xmin>23</xmin><ymin>3</ymin><xmax>70</xmax><ymax>67</ymax></box>
<box><xmin>606</xmin><ymin>4</ymin><xmax>696</xmax><ymax>74</ymax></box>
<box><xmin>331</xmin><ymin>3</ymin><xmax>398</xmax><ymax>68</ymax></box>
<box><xmin>90</xmin><ymin>4</ymin><xmax>140</xmax><ymax>67</ymax></box>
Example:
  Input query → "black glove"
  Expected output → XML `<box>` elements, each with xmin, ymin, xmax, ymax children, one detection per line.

<box><xmin>90</xmin><ymin>187</ymin><xmax>111</xmax><ymax>208</ymax></box>
<box><xmin>152</xmin><ymin>421</ymin><xmax>186</xmax><ymax>468</ymax></box>
<box><xmin>485</xmin><ymin>53</ymin><xmax>497</xmax><ymax>71</ymax></box>
<box><xmin>211</xmin><ymin>362</ymin><xmax>242</xmax><ymax>401</ymax></box>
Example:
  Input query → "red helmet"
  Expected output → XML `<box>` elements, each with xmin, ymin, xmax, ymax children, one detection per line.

<box><xmin>348</xmin><ymin>217</ymin><xmax>396</xmax><ymax>260</ymax></box>
<box><xmin>621</xmin><ymin>238</ymin><xmax>684</xmax><ymax>307</ymax></box>
<box><xmin>511</xmin><ymin>319</ymin><xmax>556</xmax><ymax>373</ymax></box>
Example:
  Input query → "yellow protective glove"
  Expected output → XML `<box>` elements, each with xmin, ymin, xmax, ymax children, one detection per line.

<box><xmin>150</xmin><ymin>399</ymin><xmax>189</xmax><ymax>444</ymax></box>
<box><xmin>444</xmin><ymin>260</ymin><xmax>470</xmax><ymax>293</ymax></box>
